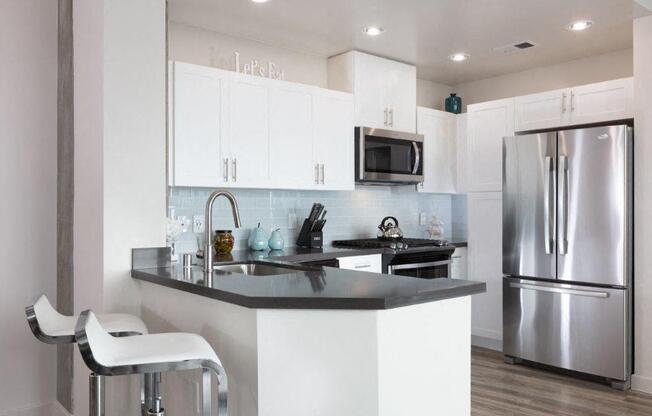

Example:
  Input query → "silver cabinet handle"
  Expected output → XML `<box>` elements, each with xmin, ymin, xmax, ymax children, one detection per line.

<box><xmin>223</xmin><ymin>158</ymin><xmax>229</xmax><ymax>182</ymax></box>
<box><xmin>384</xmin><ymin>108</ymin><xmax>388</xmax><ymax>126</ymax></box>
<box><xmin>389</xmin><ymin>108</ymin><xmax>394</xmax><ymax>127</ymax></box>
<box><xmin>570</xmin><ymin>91</ymin><xmax>575</xmax><ymax>112</ymax></box>
<box><xmin>232</xmin><ymin>158</ymin><xmax>237</xmax><ymax>182</ymax></box>
<box><xmin>314</xmin><ymin>164</ymin><xmax>320</xmax><ymax>184</ymax></box>
<box><xmin>559</xmin><ymin>155</ymin><xmax>569</xmax><ymax>255</ymax></box>
<box><xmin>411</xmin><ymin>142</ymin><xmax>421</xmax><ymax>174</ymax></box>
<box><xmin>561</xmin><ymin>92</ymin><xmax>567</xmax><ymax>113</ymax></box>
<box><xmin>543</xmin><ymin>156</ymin><xmax>556</xmax><ymax>254</ymax></box>
<box><xmin>354</xmin><ymin>263</ymin><xmax>372</xmax><ymax>269</ymax></box>
<box><xmin>320</xmin><ymin>164</ymin><xmax>325</xmax><ymax>184</ymax></box>
<box><xmin>510</xmin><ymin>282</ymin><xmax>609</xmax><ymax>298</ymax></box>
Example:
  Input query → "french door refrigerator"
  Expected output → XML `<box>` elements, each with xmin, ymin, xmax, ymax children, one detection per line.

<box><xmin>502</xmin><ymin>124</ymin><xmax>633</xmax><ymax>389</ymax></box>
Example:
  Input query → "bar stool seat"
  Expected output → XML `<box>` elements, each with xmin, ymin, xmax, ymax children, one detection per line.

<box><xmin>26</xmin><ymin>294</ymin><xmax>148</xmax><ymax>343</ymax></box>
<box><xmin>76</xmin><ymin>310</ymin><xmax>227</xmax><ymax>416</ymax></box>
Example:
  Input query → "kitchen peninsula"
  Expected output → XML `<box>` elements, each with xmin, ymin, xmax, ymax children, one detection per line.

<box><xmin>133</xmin><ymin>247</ymin><xmax>485</xmax><ymax>416</ymax></box>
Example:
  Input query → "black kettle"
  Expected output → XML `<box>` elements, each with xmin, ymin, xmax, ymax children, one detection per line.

<box><xmin>377</xmin><ymin>216</ymin><xmax>403</xmax><ymax>239</ymax></box>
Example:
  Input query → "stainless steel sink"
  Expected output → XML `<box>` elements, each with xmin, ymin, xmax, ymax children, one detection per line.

<box><xmin>213</xmin><ymin>262</ymin><xmax>308</xmax><ymax>276</ymax></box>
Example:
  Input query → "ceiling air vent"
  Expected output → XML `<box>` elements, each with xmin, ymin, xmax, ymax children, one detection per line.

<box><xmin>493</xmin><ymin>41</ymin><xmax>537</xmax><ymax>54</ymax></box>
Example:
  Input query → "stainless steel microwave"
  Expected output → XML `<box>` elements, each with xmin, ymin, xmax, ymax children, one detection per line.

<box><xmin>355</xmin><ymin>127</ymin><xmax>424</xmax><ymax>184</ymax></box>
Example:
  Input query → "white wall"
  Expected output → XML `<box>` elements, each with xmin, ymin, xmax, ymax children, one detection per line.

<box><xmin>169</xmin><ymin>21</ymin><xmax>329</xmax><ymax>88</ymax></box>
<box><xmin>417</xmin><ymin>79</ymin><xmax>455</xmax><ymax>111</ymax></box>
<box><xmin>0</xmin><ymin>1</ymin><xmax>57</xmax><ymax>415</ymax></box>
<box><xmin>632</xmin><ymin>15</ymin><xmax>652</xmax><ymax>395</ymax></box>
<box><xmin>456</xmin><ymin>49</ymin><xmax>633</xmax><ymax>109</ymax></box>
<box><xmin>73</xmin><ymin>0</ymin><xmax>167</xmax><ymax>414</ymax></box>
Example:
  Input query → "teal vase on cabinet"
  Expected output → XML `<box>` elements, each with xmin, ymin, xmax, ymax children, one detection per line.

<box><xmin>445</xmin><ymin>93</ymin><xmax>462</xmax><ymax>114</ymax></box>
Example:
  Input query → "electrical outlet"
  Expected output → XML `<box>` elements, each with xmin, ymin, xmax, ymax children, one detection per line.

<box><xmin>193</xmin><ymin>215</ymin><xmax>205</xmax><ymax>233</ymax></box>
<box><xmin>288</xmin><ymin>211</ymin><xmax>298</xmax><ymax>230</ymax></box>
<box><xmin>419</xmin><ymin>212</ymin><xmax>427</xmax><ymax>226</ymax></box>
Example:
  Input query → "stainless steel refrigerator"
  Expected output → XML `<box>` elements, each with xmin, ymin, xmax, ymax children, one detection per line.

<box><xmin>502</xmin><ymin>124</ymin><xmax>633</xmax><ymax>389</ymax></box>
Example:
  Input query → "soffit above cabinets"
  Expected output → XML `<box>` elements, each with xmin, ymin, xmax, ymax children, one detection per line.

<box><xmin>168</xmin><ymin>0</ymin><xmax>650</xmax><ymax>85</ymax></box>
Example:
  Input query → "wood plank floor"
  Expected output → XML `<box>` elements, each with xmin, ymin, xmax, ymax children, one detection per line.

<box><xmin>472</xmin><ymin>347</ymin><xmax>652</xmax><ymax>416</ymax></box>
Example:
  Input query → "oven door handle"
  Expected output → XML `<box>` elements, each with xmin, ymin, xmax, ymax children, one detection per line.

<box><xmin>388</xmin><ymin>259</ymin><xmax>452</xmax><ymax>273</ymax></box>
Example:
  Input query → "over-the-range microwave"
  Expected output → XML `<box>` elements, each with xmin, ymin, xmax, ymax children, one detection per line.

<box><xmin>355</xmin><ymin>127</ymin><xmax>424</xmax><ymax>185</ymax></box>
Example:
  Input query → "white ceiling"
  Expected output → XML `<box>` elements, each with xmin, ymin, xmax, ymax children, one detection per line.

<box><xmin>168</xmin><ymin>0</ymin><xmax>650</xmax><ymax>85</ymax></box>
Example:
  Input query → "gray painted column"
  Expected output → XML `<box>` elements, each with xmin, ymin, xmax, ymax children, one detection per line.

<box><xmin>57</xmin><ymin>0</ymin><xmax>74</xmax><ymax>411</ymax></box>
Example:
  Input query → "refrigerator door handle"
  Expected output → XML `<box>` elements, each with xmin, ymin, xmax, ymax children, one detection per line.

<box><xmin>509</xmin><ymin>282</ymin><xmax>609</xmax><ymax>298</ymax></box>
<box><xmin>559</xmin><ymin>155</ymin><xmax>569</xmax><ymax>255</ymax></box>
<box><xmin>544</xmin><ymin>156</ymin><xmax>555</xmax><ymax>254</ymax></box>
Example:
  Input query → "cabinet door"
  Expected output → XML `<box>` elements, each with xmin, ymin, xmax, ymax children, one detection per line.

<box><xmin>514</xmin><ymin>89</ymin><xmax>568</xmax><ymax>132</ymax></box>
<box><xmin>313</xmin><ymin>91</ymin><xmax>355</xmax><ymax>190</ymax></box>
<box><xmin>337</xmin><ymin>254</ymin><xmax>382</xmax><ymax>274</ymax></box>
<box><xmin>417</xmin><ymin>107</ymin><xmax>456</xmax><ymax>194</ymax></box>
<box><xmin>467</xmin><ymin>99</ymin><xmax>514</xmax><ymax>192</ymax></box>
<box><xmin>386</xmin><ymin>63</ymin><xmax>417</xmax><ymax>132</ymax></box>
<box><xmin>353</xmin><ymin>53</ymin><xmax>388</xmax><ymax>129</ymax></box>
<box><xmin>468</xmin><ymin>192</ymin><xmax>503</xmax><ymax>345</ymax></box>
<box><xmin>455</xmin><ymin>114</ymin><xmax>468</xmax><ymax>193</ymax></box>
<box><xmin>569</xmin><ymin>78</ymin><xmax>634</xmax><ymax>125</ymax></box>
<box><xmin>226</xmin><ymin>76</ymin><xmax>270</xmax><ymax>188</ymax></box>
<box><xmin>450</xmin><ymin>247</ymin><xmax>467</xmax><ymax>280</ymax></box>
<box><xmin>170</xmin><ymin>62</ymin><xmax>226</xmax><ymax>187</ymax></box>
<box><xmin>269</xmin><ymin>84</ymin><xmax>314</xmax><ymax>189</ymax></box>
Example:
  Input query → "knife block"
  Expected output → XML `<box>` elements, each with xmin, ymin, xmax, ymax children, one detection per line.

<box><xmin>296</xmin><ymin>219</ymin><xmax>323</xmax><ymax>248</ymax></box>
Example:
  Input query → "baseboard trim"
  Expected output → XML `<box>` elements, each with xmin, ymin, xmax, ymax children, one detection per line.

<box><xmin>632</xmin><ymin>373</ymin><xmax>652</xmax><ymax>394</ymax></box>
<box><xmin>472</xmin><ymin>334</ymin><xmax>503</xmax><ymax>352</ymax></box>
<box><xmin>0</xmin><ymin>401</ymin><xmax>72</xmax><ymax>416</ymax></box>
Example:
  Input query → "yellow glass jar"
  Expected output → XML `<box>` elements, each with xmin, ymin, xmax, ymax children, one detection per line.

<box><xmin>213</xmin><ymin>230</ymin><xmax>235</xmax><ymax>255</ymax></box>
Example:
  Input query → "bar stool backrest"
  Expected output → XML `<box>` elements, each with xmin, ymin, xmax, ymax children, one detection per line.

<box><xmin>25</xmin><ymin>294</ymin><xmax>77</xmax><ymax>344</ymax></box>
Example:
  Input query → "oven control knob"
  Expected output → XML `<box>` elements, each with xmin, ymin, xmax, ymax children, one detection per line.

<box><xmin>403</xmin><ymin>243</ymin><xmax>409</xmax><ymax>249</ymax></box>
<box><xmin>396</xmin><ymin>242</ymin><xmax>405</xmax><ymax>249</ymax></box>
<box><xmin>389</xmin><ymin>242</ymin><xmax>397</xmax><ymax>249</ymax></box>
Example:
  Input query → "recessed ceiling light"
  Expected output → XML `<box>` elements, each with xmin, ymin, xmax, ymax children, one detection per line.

<box><xmin>568</xmin><ymin>20</ymin><xmax>593</xmax><ymax>31</ymax></box>
<box><xmin>448</xmin><ymin>53</ymin><xmax>470</xmax><ymax>62</ymax></box>
<box><xmin>363</xmin><ymin>26</ymin><xmax>385</xmax><ymax>36</ymax></box>
<box><xmin>251</xmin><ymin>0</ymin><xmax>270</xmax><ymax>3</ymax></box>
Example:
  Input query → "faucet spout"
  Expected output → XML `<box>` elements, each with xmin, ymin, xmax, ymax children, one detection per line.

<box><xmin>204</xmin><ymin>190</ymin><xmax>241</xmax><ymax>284</ymax></box>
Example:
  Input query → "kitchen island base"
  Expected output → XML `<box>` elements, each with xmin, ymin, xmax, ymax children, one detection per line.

<box><xmin>138</xmin><ymin>280</ymin><xmax>471</xmax><ymax>416</ymax></box>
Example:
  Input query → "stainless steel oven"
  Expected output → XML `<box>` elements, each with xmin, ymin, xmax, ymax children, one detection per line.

<box><xmin>355</xmin><ymin>127</ymin><xmax>424</xmax><ymax>184</ymax></box>
<box><xmin>387</xmin><ymin>251</ymin><xmax>452</xmax><ymax>279</ymax></box>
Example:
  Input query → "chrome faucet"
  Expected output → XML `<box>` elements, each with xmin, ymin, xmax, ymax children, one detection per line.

<box><xmin>204</xmin><ymin>190</ymin><xmax>242</xmax><ymax>285</ymax></box>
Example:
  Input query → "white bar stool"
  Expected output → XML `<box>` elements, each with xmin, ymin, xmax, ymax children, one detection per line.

<box><xmin>75</xmin><ymin>310</ymin><xmax>227</xmax><ymax>416</ymax></box>
<box><xmin>25</xmin><ymin>295</ymin><xmax>162</xmax><ymax>415</ymax></box>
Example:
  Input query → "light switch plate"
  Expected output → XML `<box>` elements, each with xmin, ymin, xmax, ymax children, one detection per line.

<box><xmin>419</xmin><ymin>212</ymin><xmax>427</xmax><ymax>225</ymax></box>
<box><xmin>193</xmin><ymin>215</ymin><xmax>205</xmax><ymax>233</ymax></box>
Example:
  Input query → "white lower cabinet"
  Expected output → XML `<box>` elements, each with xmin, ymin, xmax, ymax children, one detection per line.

<box><xmin>337</xmin><ymin>254</ymin><xmax>383</xmax><ymax>274</ymax></box>
<box><xmin>467</xmin><ymin>192</ymin><xmax>503</xmax><ymax>347</ymax></box>
<box><xmin>450</xmin><ymin>247</ymin><xmax>467</xmax><ymax>279</ymax></box>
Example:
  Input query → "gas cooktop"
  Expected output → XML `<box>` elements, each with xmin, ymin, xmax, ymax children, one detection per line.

<box><xmin>332</xmin><ymin>238</ymin><xmax>449</xmax><ymax>250</ymax></box>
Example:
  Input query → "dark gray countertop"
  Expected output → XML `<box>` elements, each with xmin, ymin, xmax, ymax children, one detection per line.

<box><xmin>132</xmin><ymin>247</ymin><xmax>484</xmax><ymax>310</ymax></box>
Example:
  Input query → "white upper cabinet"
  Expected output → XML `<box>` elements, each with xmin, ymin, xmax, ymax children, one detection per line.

<box><xmin>514</xmin><ymin>78</ymin><xmax>633</xmax><ymax>132</ymax></box>
<box><xmin>313</xmin><ymin>90</ymin><xmax>355</xmax><ymax>191</ymax></box>
<box><xmin>417</xmin><ymin>107</ymin><xmax>457</xmax><ymax>194</ymax></box>
<box><xmin>467</xmin><ymin>98</ymin><xmax>515</xmax><ymax>192</ymax></box>
<box><xmin>514</xmin><ymin>88</ymin><xmax>568</xmax><ymax>132</ymax></box>
<box><xmin>328</xmin><ymin>51</ymin><xmax>417</xmax><ymax>132</ymax></box>
<box><xmin>268</xmin><ymin>83</ymin><xmax>314</xmax><ymax>189</ymax></box>
<box><xmin>224</xmin><ymin>76</ymin><xmax>270</xmax><ymax>189</ymax></box>
<box><xmin>455</xmin><ymin>114</ymin><xmax>469</xmax><ymax>193</ymax></box>
<box><xmin>569</xmin><ymin>78</ymin><xmax>634</xmax><ymax>125</ymax></box>
<box><xmin>168</xmin><ymin>61</ymin><xmax>354</xmax><ymax>191</ymax></box>
<box><xmin>168</xmin><ymin>62</ymin><xmax>227</xmax><ymax>187</ymax></box>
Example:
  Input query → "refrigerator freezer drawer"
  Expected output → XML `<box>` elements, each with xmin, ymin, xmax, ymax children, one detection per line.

<box><xmin>503</xmin><ymin>277</ymin><xmax>630</xmax><ymax>381</ymax></box>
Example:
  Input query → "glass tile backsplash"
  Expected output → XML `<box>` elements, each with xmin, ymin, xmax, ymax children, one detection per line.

<box><xmin>169</xmin><ymin>186</ymin><xmax>467</xmax><ymax>254</ymax></box>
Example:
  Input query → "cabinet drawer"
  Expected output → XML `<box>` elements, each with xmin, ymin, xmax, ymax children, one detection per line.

<box><xmin>337</xmin><ymin>254</ymin><xmax>383</xmax><ymax>274</ymax></box>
